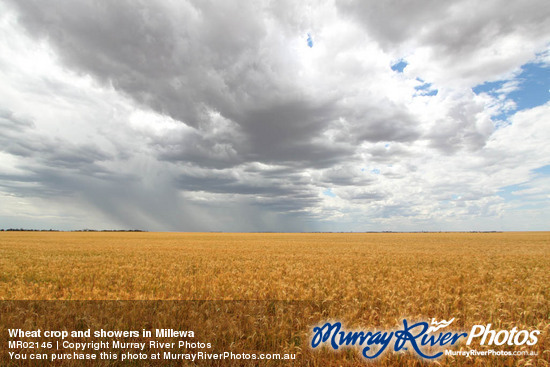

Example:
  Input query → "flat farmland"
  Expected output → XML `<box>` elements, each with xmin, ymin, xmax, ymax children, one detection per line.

<box><xmin>0</xmin><ymin>231</ymin><xmax>548</xmax><ymax>366</ymax></box>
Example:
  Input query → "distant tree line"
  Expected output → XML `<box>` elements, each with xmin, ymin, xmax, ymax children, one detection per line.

<box><xmin>1</xmin><ymin>229</ymin><xmax>60</xmax><ymax>232</ymax></box>
<box><xmin>1</xmin><ymin>229</ymin><xmax>146</xmax><ymax>232</ymax></box>
<box><xmin>73</xmin><ymin>229</ymin><xmax>146</xmax><ymax>232</ymax></box>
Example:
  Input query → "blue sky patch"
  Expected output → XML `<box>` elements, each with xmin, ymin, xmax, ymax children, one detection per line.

<box><xmin>497</xmin><ymin>184</ymin><xmax>524</xmax><ymax>202</ymax></box>
<box><xmin>415</xmin><ymin>82</ymin><xmax>431</xmax><ymax>91</ymax></box>
<box><xmin>323</xmin><ymin>188</ymin><xmax>336</xmax><ymax>197</ymax></box>
<box><xmin>307</xmin><ymin>33</ymin><xmax>313</xmax><ymax>48</ymax></box>
<box><xmin>508</xmin><ymin>62</ymin><xmax>550</xmax><ymax>110</ymax></box>
<box><xmin>415</xmin><ymin>80</ymin><xmax>438</xmax><ymax>96</ymax></box>
<box><xmin>533</xmin><ymin>164</ymin><xmax>550</xmax><ymax>176</ymax></box>
<box><xmin>473</xmin><ymin>60</ymin><xmax>550</xmax><ymax>121</ymax></box>
<box><xmin>472</xmin><ymin>80</ymin><xmax>505</xmax><ymax>95</ymax></box>
<box><xmin>391</xmin><ymin>60</ymin><xmax>408</xmax><ymax>73</ymax></box>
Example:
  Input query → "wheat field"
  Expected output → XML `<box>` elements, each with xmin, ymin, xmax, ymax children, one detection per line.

<box><xmin>1</xmin><ymin>231</ymin><xmax>549</xmax><ymax>366</ymax></box>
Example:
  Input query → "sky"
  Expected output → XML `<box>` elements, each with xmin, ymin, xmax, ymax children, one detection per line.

<box><xmin>0</xmin><ymin>0</ymin><xmax>549</xmax><ymax>232</ymax></box>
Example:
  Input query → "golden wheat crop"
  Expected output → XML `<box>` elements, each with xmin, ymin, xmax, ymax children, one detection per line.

<box><xmin>0</xmin><ymin>232</ymin><xmax>548</xmax><ymax>366</ymax></box>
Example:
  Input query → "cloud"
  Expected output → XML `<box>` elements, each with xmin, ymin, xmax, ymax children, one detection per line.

<box><xmin>337</xmin><ymin>0</ymin><xmax>550</xmax><ymax>87</ymax></box>
<box><xmin>0</xmin><ymin>109</ymin><xmax>34</xmax><ymax>130</ymax></box>
<box><xmin>0</xmin><ymin>0</ymin><xmax>548</xmax><ymax>231</ymax></box>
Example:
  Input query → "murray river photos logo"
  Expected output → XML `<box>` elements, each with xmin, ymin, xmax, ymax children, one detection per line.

<box><xmin>310</xmin><ymin>318</ymin><xmax>540</xmax><ymax>360</ymax></box>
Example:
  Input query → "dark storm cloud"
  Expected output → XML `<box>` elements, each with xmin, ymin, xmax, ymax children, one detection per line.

<box><xmin>337</xmin><ymin>0</ymin><xmax>550</xmax><ymax>53</ymax></box>
<box><xmin>319</xmin><ymin>166</ymin><xmax>373</xmax><ymax>187</ymax></box>
<box><xmin>337</xmin><ymin>0</ymin><xmax>449</xmax><ymax>47</ymax></box>
<box><xmin>172</xmin><ymin>161</ymin><xmax>324</xmax><ymax>218</ymax></box>
<box><xmin>250</xmin><ymin>194</ymin><xmax>321</xmax><ymax>213</ymax></box>
<box><xmin>0</xmin><ymin>109</ymin><xmax>34</xmax><ymax>130</ymax></box>
<box><xmin>5</xmin><ymin>0</ymin><xmax>376</xmax><ymax>172</ymax></box>
<box><xmin>0</xmin><ymin>0</ymin><xmax>435</xmax><ymax>231</ymax></box>
<box><xmin>0</xmin><ymin>160</ymin><xmax>207</xmax><ymax>231</ymax></box>
<box><xmin>0</xmin><ymin>168</ymin><xmax>93</xmax><ymax>198</ymax></box>
<box><xmin>176</xmin><ymin>172</ymin><xmax>285</xmax><ymax>196</ymax></box>
<box><xmin>7</xmin><ymin>0</ymin><xmax>266</xmax><ymax>124</ymax></box>
<box><xmin>3</xmin><ymin>0</ymin><xmax>548</xmax><ymax>231</ymax></box>
<box><xmin>0</xmin><ymin>112</ymin><xmax>112</xmax><ymax>174</ymax></box>
<box><xmin>151</xmin><ymin>99</ymin><xmax>354</xmax><ymax>169</ymax></box>
<box><xmin>319</xmin><ymin>102</ymin><xmax>422</xmax><ymax>148</ymax></box>
<box><xmin>349</xmin><ymin>110</ymin><xmax>420</xmax><ymax>144</ymax></box>
<box><xmin>151</xmin><ymin>122</ymin><xmax>246</xmax><ymax>169</ymax></box>
<box><xmin>176</xmin><ymin>167</ymin><xmax>319</xmax><ymax>201</ymax></box>
<box><xmin>349</xmin><ymin>191</ymin><xmax>386</xmax><ymax>201</ymax></box>
<box><xmin>239</xmin><ymin>100</ymin><xmax>354</xmax><ymax>167</ymax></box>
<box><xmin>8</xmin><ymin>141</ymin><xmax>112</xmax><ymax>171</ymax></box>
